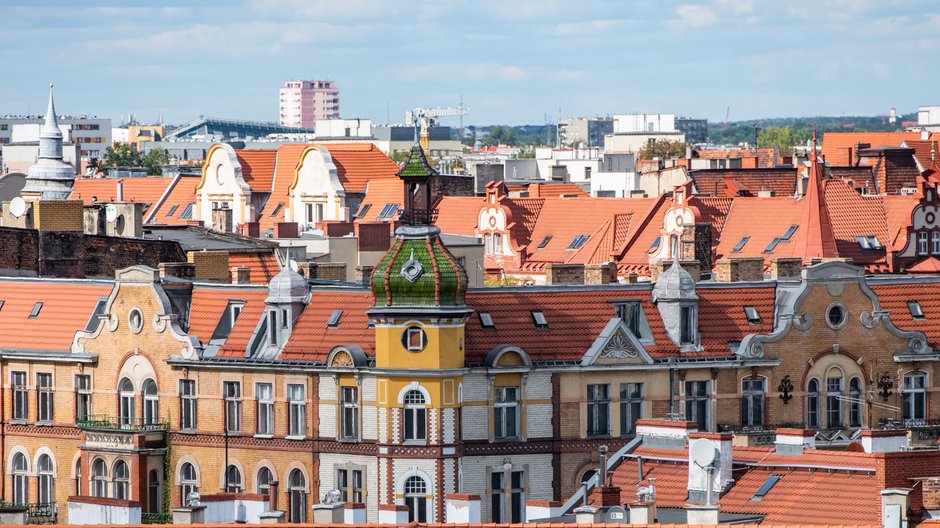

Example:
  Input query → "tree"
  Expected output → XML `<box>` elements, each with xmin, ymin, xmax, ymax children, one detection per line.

<box><xmin>757</xmin><ymin>126</ymin><xmax>800</xmax><ymax>155</ymax></box>
<box><xmin>637</xmin><ymin>140</ymin><xmax>689</xmax><ymax>160</ymax></box>
<box><xmin>141</xmin><ymin>149</ymin><xmax>168</xmax><ymax>176</ymax></box>
<box><xmin>99</xmin><ymin>142</ymin><xmax>142</xmax><ymax>171</ymax></box>
<box><xmin>482</xmin><ymin>125</ymin><xmax>517</xmax><ymax>146</ymax></box>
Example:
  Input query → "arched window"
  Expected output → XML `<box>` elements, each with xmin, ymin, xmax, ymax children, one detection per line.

<box><xmin>119</xmin><ymin>378</ymin><xmax>135</xmax><ymax>427</ymax></box>
<box><xmin>12</xmin><ymin>453</ymin><xmax>28</xmax><ymax>505</ymax></box>
<box><xmin>404</xmin><ymin>475</ymin><xmax>428</xmax><ymax>523</ymax></box>
<box><xmin>256</xmin><ymin>467</ymin><xmax>273</xmax><ymax>495</ymax></box>
<box><xmin>143</xmin><ymin>379</ymin><xmax>159</xmax><ymax>426</ymax></box>
<box><xmin>225</xmin><ymin>465</ymin><xmax>242</xmax><ymax>493</ymax></box>
<box><xmin>288</xmin><ymin>469</ymin><xmax>307</xmax><ymax>523</ymax></box>
<box><xmin>580</xmin><ymin>469</ymin><xmax>597</xmax><ymax>485</ymax></box>
<box><xmin>113</xmin><ymin>460</ymin><xmax>129</xmax><ymax>500</ymax></box>
<box><xmin>91</xmin><ymin>459</ymin><xmax>108</xmax><ymax>498</ymax></box>
<box><xmin>180</xmin><ymin>463</ymin><xmax>197</xmax><ymax>505</ymax></box>
<box><xmin>75</xmin><ymin>458</ymin><xmax>82</xmax><ymax>496</ymax></box>
<box><xmin>826</xmin><ymin>369</ymin><xmax>844</xmax><ymax>429</ymax></box>
<box><xmin>403</xmin><ymin>390</ymin><xmax>427</xmax><ymax>442</ymax></box>
<box><xmin>849</xmin><ymin>377</ymin><xmax>863</xmax><ymax>428</ymax></box>
<box><xmin>807</xmin><ymin>378</ymin><xmax>820</xmax><ymax>429</ymax></box>
<box><xmin>38</xmin><ymin>454</ymin><xmax>54</xmax><ymax>505</ymax></box>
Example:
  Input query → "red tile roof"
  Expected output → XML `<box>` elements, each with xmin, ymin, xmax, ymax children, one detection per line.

<box><xmin>695</xmin><ymin>147</ymin><xmax>778</xmax><ymax>168</ymax></box>
<box><xmin>870</xmin><ymin>281</ymin><xmax>940</xmax><ymax>343</ymax></box>
<box><xmin>214</xmin><ymin>287</ymin><xmax>270</xmax><ymax>358</ymax></box>
<box><xmin>324</xmin><ymin>143</ymin><xmax>400</xmax><ymax>194</ymax></box>
<box><xmin>689</xmin><ymin>169</ymin><xmax>798</xmax><ymax>197</ymax></box>
<box><xmin>279</xmin><ymin>289</ymin><xmax>375</xmax><ymax>362</ymax></box>
<box><xmin>256</xmin><ymin>144</ymin><xmax>308</xmax><ymax>231</ymax></box>
<box><xmin>823</xmin><ymin>181</ymin><xmax>889</xmax><ymax>269</ymax></box>
<box><xmin>234</xmin><ymin>150</ymin><xmax>277</xmax><ymax>193</ymax></box>
<box><xmin>0</xmin><ymin>280</ymin><xmax>111</xmax><ymax>351</ymax></box>
<box><xmin>506</xmin><ymin>182</ymin><xmax>588</xmax><ymax>197</ymax></box>
<box><xmin>70</xmin><ymin>177</ymin><xmax>175</xmax><ymax>208</ymax></box>
<box><xmin>903</xmin><ymin>140</ymin><xmax>940</xmax><ymax>171</ymax></box>
<box><xmin>228</xmin><ymin>251</ymin><xmax>280</xmax><ymax>284</ymax></box>
<box><xmin>147</xmin><ymin>175</ymin><xmax>199</xmax><ymax>225</ymax></box>
<box><xmin>714</xmin><ymin>197</ymin><xmax>804</xmax><ymax>264</ymax></box>
<box><xmin>433</xmin><ymin>196</ymin><xmax>486</xmax><ymax>236</ymax></box>
<box><xmin>356</xmin><ymin>179</ymin><xmax>405</xmax><ymax>223</ymax></box>
<box><xmin>822</xmin><ymin>132</ymin><xmax>921</xmax><ymax>166</ymax></box>
<box><xmin>189</xmin><ymin>286</ymin><xmax>268</xmax><ymax>358</ymax></box>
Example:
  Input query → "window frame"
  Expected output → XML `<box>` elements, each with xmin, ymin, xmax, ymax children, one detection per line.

<box><xmin>340</xmin><ymin>386</ymin><xmax>359</xmax><ymax>441</ymax></box>
<box><xmin>903</xmin><ymin>371</ymin><xmax>928</xmax><ymax>424</ymax></box>
<box><xmin>740</xmin><ymin>377</ymin><xmax>765</xmax><ymax>428</ymax></box>
<box><xmin>12</xmin><ymin>371</ymin><xmax>27</xmax><ymax>422</ymax></box>
<box><xmin>255</xmin><ymin>382</ymin><xmax>274</xmax><ymax>436</ymax></box>
<box><xmin>75</xmin><ymin>374</ymin><xmax>92</xmax><ymax>422</ymax></box>
<box><xmin>826</xmin><ymin>372</ymin><xmax>844</xmax><ymax>429</ymax></box>
<box><xmin>112</xmin><ymin>460</ymin><xmax>130</xmax><ymax>500</ymax></box>
<box><xmin>37</xmin><ymin>372</ymin><xmax>54</xmax><ymax>423</ymax></box>
<box><xmin>142</xmin><ymin>378</ymin><xmax>159</xmax><ymax>426</ymax></box>
<box><xmin>179</xmin><ymin>379</ymin><xmax>197</xmax><ymax>431</ymax></box>
<box><xmin>685</xmin><ymin>380</ymin><xmax>710</xmax><ymax>431</ymax></box>
<box><xmin>619</xmin><ymin>382</ymin><xmax>643</xmax><ymax>436</ymax></box>
<box><xmin>402</xmin><ymin>390</ymin><xmax>427</xmax><ymax>443</ymax></box>
<box><xmin>223</xmin><ymin>381</ymin><xmax>242</xmax><ymax>434</ymax></box>
<box><xmin>586</xmin><ymin>384</ymin><xmax>611</xmax><ymax>437</ymax></box>
<box><xmin>287</xmin><ymin>383</ymin><xmax>306</xmax><ymax>438</ymax></box>
<box><xmin>494</xmin><ymin>386</ymin><xmax>520</xmax><ymax>440</ymax></box>
<box><xmin>807</xmin><ymin>378</ymin><xmax>821</xmax><ymax>429</ymax></box>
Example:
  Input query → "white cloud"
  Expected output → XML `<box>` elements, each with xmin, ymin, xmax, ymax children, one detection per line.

<box><xmin>673</xmin><ymin>4</ymin><xmax>719</xmax><ymax>28</ymax></box>
<box><xmin>552</xmin><ymin>19</ymin><xmax>618</xmax><ymax>36</ymax></box>
<box><xmin>670</xmin><ymin>0</ymin><xmax>759</xmax><ymax>29</ymax></box>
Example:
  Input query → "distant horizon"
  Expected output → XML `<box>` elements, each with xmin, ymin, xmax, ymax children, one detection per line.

<box><xmin>3</xmin><ymin>0</ymin><xmax>937</xmax><ymax>126</ymax></box>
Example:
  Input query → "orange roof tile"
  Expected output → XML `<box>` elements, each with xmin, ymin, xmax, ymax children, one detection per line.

<box><xmin>903</xmin><ymin>140</ymin><xmax>939</xmax><ymax>171</ymax></box>
<box><xmin>433</xmin><ymin>196</ymin><xmax>486</xmax><ymax>236</ymax></box>
<box><xmin>215</xmin><ymin>287</ymin><xmax>271</xmax><ymax>358</ymax></box>
<box><xmin>279</xmin><ymin>289</ymin><xmax>375</xmax><ymax>362</ymax></box>
<box><xmin>714</xmin><ymin>197</ymin><xmax>805</xmax><ymax>265</ymax></box>
<box><xmin>188</xmin><ymin>286</ymin><xmax>267</xmax><ymax>345</ymax></box>
<box><xmin>69</xmin><ymin>177</ymin><xmax>175</xmax><ymax>208</ymax></box>
<box><xmin>323</xmin><ymin>143</ymin><xmax>400</xmax><ymax>194</ymax></box>
<box><xmin>147</xmin><ymin>175</ymin><xmax>199</xmax><ymax>225</ymax></box>
<box><xmin>235</xmin><ymin>150</ymin><xmax>277</xmax><ymax>193</ymax></box>
<box><xmin>257</xmin><ymin>144</ymin><xmax>308</xmax><ymax>231</ymax></box>
<box><xmin>228</xmin><ymin>251</ymin><xmax>280</xmax><ymax>284</ymax></box>
<box><xmin>524</xmin><ymin>183</ymin><xmax>588</xmax><ymax>197</ymax></box>
<box><xmin>695</xmin><ymin>147</ymin><xmax>778</xmax><ymax>167</ymax></box>
<box><xmin>793</xmin><ymin>150</ymin><xmax>839</xmax><ymax>261</ymax></box>
<box><xmin>822</xmin><ymin>131</ymin><xmax>921</xmax><ymax>166</ymax></box>
<box><xmin>0</xmin><ymin>280</ymin><xmax>111</xmax><ymax>351</ymax></box>
<box><xmin>870</xmin><ymin>281</ymin><xmax>940</xmax><ymax>343</ymax></box>
<box><xmin>823</xmin><ymin>180</ymin><xmax>889</xmax><ymax>268</ymax></box>
<box><xmin>690</xmin><ymin>169</ymin><xmax>798</xmax><ymax>197</ymax></box>
<box><xmin>356</xmin><ymin>179</ymin><xmax>405</xmax><ymax>223</ymax></box>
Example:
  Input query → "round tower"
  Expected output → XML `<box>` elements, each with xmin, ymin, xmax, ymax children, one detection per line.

<box><xmin>22</xmin><ymin>84</ymin><xmax>76</xmax><ymax>201</ymax></box>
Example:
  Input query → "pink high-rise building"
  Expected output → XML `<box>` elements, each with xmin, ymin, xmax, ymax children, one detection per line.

<box><xmin>278</xmin><ymin>80</ymin><xmax>340</xmax><ymax>129</ymax></box>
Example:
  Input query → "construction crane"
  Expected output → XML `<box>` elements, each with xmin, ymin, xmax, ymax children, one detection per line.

<box><xmin>406</xmin><ymin>106</ymin><xmax>470</xmax><ymax>154</ymax></box>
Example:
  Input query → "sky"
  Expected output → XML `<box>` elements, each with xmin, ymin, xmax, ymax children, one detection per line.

<box><xmin>2</xmin><ymin>0</ymin><xmax>938</xmax><ymax>127</ymax></box>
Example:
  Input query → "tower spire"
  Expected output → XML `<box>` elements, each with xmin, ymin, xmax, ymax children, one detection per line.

<box><xmin>22</xmin><ymin>82</ymin><xmax>75</xmax><ymax>201</ymax></box>
<box><xmin>795</xmin><ymin>123</ymin><xmax>838</xmax><ymax>260</ymax></box>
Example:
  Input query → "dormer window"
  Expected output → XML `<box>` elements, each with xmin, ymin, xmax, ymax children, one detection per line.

<box><xmin>744</xmin><ymin>306</ymin><xmax>761</xmax><ymax>324</ymax></box>
<box><xmin>532</xmin><ymin>311</ymin><xmax>549</xmax><ymax>329</ymax></box>
<box><xmin>268</xmin><ymin>311</ymin><xmax>278</xmax><ymax>346</ymax></box>
<box><xmin>356</xmin><ymin>203</ymin><xmax>372</xmax><ymax>219</ymax></box>
<box><xmin>908</xmin><ymin>301</ymin><xmax>925</xmax><ymax>320</ymax></box>
<box><xmin>615</xmin><ymin>302</ymin><xmax>643</xmax><ymax>338</ymax></box>
<box><xmin>281</xmin><ymin>308</ymin><xmax>289</xmax><ymax>328</ymax></box>
<box><xmin>680</xmin><ymin>305</ymin><xmax>695</xmax><ymax>345</ymax></box>
<box><xmin>229</xmin><ymin>301</ymin><xmax>245</xmax><ymax>330</ymax></box>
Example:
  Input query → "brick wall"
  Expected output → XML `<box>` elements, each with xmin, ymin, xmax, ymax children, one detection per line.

<box><xmin>714</xmin><ymin>257</ymin><xmax>764</xmax><ymax>282</ymax></box>
<box><xmin>650</xmin><ymin>260</ymin><xmax>701</xmax><ymax>282</ymax></box>
<box><xmin>584</xmin><ymin>263</ymin><xmax>617</xmax><ymax>285</ymax></box>
<box><xmin>545</xmin><ymin>264</ymin><xmax>584</xmax><ymax>285</ymax></box>
<box><xmin>770</xmin><ymin>257</ymin><xmax>802</xmax><ymax>279</ymax></box>
<box><xmin>187</xmin><ymin>251</ymin><xmax>231</xmax><ymax>281</ymax></box>
<box><xmin>33</xmin><ymin>200</ymin><xmax>84</xmax><ymax>232</ymax></box>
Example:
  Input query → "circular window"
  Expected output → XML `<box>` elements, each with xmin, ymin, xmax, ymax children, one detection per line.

<box><xmin>401</xmin><ymin>326</ymin><xmax>427</xmax><ymax>353</ymax></box>
<box><xmin>129</xmin><ymin>308</ymin><xmax>144</xmax><ymax>334</ymax></box>
<box><xmin>826</xmin><ymin>304</ymin><xmax>847</xmax><ymax>329</ymax></box>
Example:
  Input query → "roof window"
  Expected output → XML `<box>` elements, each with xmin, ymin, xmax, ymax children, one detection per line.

<box><xmin>479</xmin><ymin>312</ymin><xmax>495</xmax><ymax>329</ymax></box>
<box><xmin>356</xmin><ymin>203</ymin><xmax>372</xmax><ymax>219</ymax></box>
<box><xmin>763</xmin><ymin>238</ymin><xmax>781</xmax><ymax>253</ymax></box>
<box><xmin>327</xmin><ymin>309</ymin><xmax>343</xmax><ymax>328</ymax></box>
<box><xmin>269</xmin><ymin>203</ymin><xmax>284</xmax><ymax>217</ymax></box>
<box><xmin>781</xmin><ymin>225</ymin><xmax>798</xmax><ymax>240</ymax></box>
<box><xmin>908</xmin><ymin>301</ymin><xmax>925</xmax><ymax>320</ymax></box>
<box><xmin>531</xmin><ymin>311</ymin><xmax>549</xmax><ymax>329</ymax></box>
<box><xmin>751</xmin><ymin>475</ymin><xmax>781</xmax><ymax>500</ymax></box>
<box><xmin>856</xmin><ymin>235</ymin><xmax>883</xmax><ymax>250</ymax></box>
<box><xmin>732</xmin><ymin>236</ymin><xmax>749</xmax><ymax>253</ymax></box>
<box><xmin>0</xmin><ymin>300</ymin><xmax>5</xmax><ymax>311</ymax></box>
<box><xmin>537</xmin><ymin>236</ymin><xmax>553</xmax><ymax>249</ymax></box>
<box><xmin>744</xmin><ymin>306</ymin><xmax>761</xmax><ymax>324</ymax></box>
<box><xmin>29</xmin><ymin>302</ymin><xmax>42</xmax><ymax>318</ymax></box>
<box><xmin>649</xmin><ymin>236</ymin><xmax>661</xmax><ymax>252</ymax></box>
<box><xmin>179</xmin><ymin>203</ymin><xmax>195</xmax><ymax>220</ymax></box>
<box><xmin>165</xmin><ymin>204</ymin><xmax>179</xmax><ymax>217</ymax></box>
<box><xmin>378</xmin><ymin>203</ymin><xmax>399</xmax><ymax>219</ymax></box>
<box><xmin>567</xmin><ymin>235</ymin><xmax>589</xmax><ymax>250</ymax></box>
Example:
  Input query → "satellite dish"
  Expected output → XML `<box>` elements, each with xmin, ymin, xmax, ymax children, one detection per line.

<box><xmin>105</xmin><ymin>204</ymin><xmax>118</xmax><ymax>223</ymax></box>
<box><xmin>9</xmin><ymin>197</ymin><xmax>26</xmax><ymax>218</ymax></box>
<box><xmin>690</xmin><ymin>439</ymin><xmax>717</xmax><ymax>469</ymax></box>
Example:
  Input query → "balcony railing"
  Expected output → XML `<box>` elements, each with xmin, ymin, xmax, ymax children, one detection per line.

<box><xmin>76</xmin><ymin>415</ymin><xmax>168</xmax><ymax>432</ymax></box>
<box><xmin>0</xmin><ymin>502</ymin><xmax>56</xmax><ymax>524</ymax></box>
<box><xmin>142</xmin><ymin>512</ymin><xmax>172</xmax><ymax>524</ymax></box>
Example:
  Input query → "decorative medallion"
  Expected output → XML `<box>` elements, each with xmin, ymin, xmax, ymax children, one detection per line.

<box><xmin>600</xmin><ymin>331</ymin><xmax>639</xmax><ymax>359</ymax></box>
<box><xmin>331</xmin><ymin>350</ymin><xmax>354</xmax><ymax>367</ymax></box>
<box><xmin>399</xmin><ymin>248</ymin><xmax>424</xmax><ymax>283</ymax></box>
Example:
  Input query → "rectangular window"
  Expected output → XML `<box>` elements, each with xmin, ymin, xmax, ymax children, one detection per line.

<box><xmin>305</xmin><ymin>203</ymin><xmax>314</xmax><ymax>223</ymax></box>
<box><xmin>37</xmin><ymin>373</ymin><xmax>53</xmax><ymax>422</ymax></box>
<box><xmin>740</xmin><ymin>378</ymin><xmax>765</xmax><ymax>428</ymax></box>
<box><xmin>223</xmin><ymin>381</ymin><xmax>242</xmax><ymax>433</ymax></box>
<box><xmin>903</xmin><ymin>372</ymin><xmax>927</xmax><ymax>423</ymax></box>
<box><xmin>933</xmin><ymin>233</ymin><xmax>940</xmax><ymax>255</ymax></box>
<box><xmin>405</xmin><ymin>328</ymin><xmax>425</xmax><ymax>351</ymax></box>
<box><xmin>356</xmin><ymin>203</ymin><xmax>372</xmax><ymax>219</ymax></box>
<box><xmin>493</xmin><ymin>233</ymin><xmax>502</xmax><ymax>254</ymax></box>
<box><xmin>920</xmin><ymin>232</ymin><xmax>929</xmax><ymax>255</ymax></box>
<box><xmin>256</xmin><ymin>383</ymin><xmax>274</xmax><ymax>435</ymax></box>
<box><xmin>12</xmin><ymin>371</ymin><xmax>27</xmax><ymax>421</ymax></box>
<box><xmin>680</xmin><ymin>305</ymin><xmax>695</xmax><ymax>344</ymax></box>
<box><xmin>288</xmin><ymin>384</ymin><xmax>306</xmax><ymax>437</ymax></box>
<box><xmin>327</xmin><ymin>310</ymin><xmax>343</xmax><ymax>328</ymax></box>
<box><xmin>909</xmin><ymin>301</ymin><xmax>925</xmax><ymax>320</ymax></box>
<box><xmin>732</xmin><ymin>236</ymin><xmax>749</xmax><ymax>253</ymax></box>
<box><xmin>616</xmin><ymin>302</ymin><xmax>643</xmax><ymax>338</ymax></box>
<box><xmin>75</xmin><ymin>374</ymin><xmax>92</xmax><ymax>422</ymax></box>
<box><xmin>269</xmin><ymin>203</ymin><xmax>284</xmax><ymax>217</ymax></box>
<box><xmin>484</xmin><ymin>233</ymin><xmax>493</xmax><ymax>254</ymax></box>
<box><xmin>807</xmin><ymin>380</ymin><xmax>820</xmax><ymax>428</ymax></box>
<box><xmin>826</xmin><ymin>377</ymin><xmax>843</xmax><ymax>428</ymax></box>
<box><xmin>510</xmin><ymin>471</ymin><xmax>524</xmax><ymax>523</ymax></box>
<box><xmin>479</xmin><ymin>312</ymin><xmax>495</xmax><ymax>329</ymax></box>
<box><xmin>179</xmin><ymin>379</ymin><xmax>196</xmax><ymax>430</ymax></box>
<box><xmin>532</xmin><ymin>311</ymin><xmax>549</xmax><ymax>329</ymax></box>
<box><xmin>316</xmin><ymin>203</ymin><xmax>325</xmax><ymax>222</ymax></box>
<box><xmin>166</xmin><ymin>204</ymin><xmax>179</xmax><ymax>217</ymax></box>
<box><xmin>29</xmin><ymin>302</ymin><xmax>43</xmax><ymax>318</ymax></box>
<box><xmin>490</xmin><ymin>472</ymin><xmax>504</xmax><ymax>523</ymax></box>
<box><xmin>620</xmin><ymin>383</ymin><xmax>643</xmax><ymax>436</ymax></box>
<box><xmin>537</xmin><ymin>235</ymin><xmax>552</xmax><ymax>249</ymax></box>
<box><xmin>494</xmin><ymin>387</ymin><xmax>519</xmax><ymax>440</ymax></box>
<box><xmin>336</xmin><ymin>468</ymin><xmax>364</xmax><ymax>503</ymax></box>
<box><xmin>179</xmin><ymin>203</ymin><xmax>195</xmax><ymax>220</ymax></box>
<box><xmin>341</xmin><ymin>386</ymin><xmax>359</xmax><ymax>440</ymax></box>
<box><xmin>586</xmin><ymin>384</ymin><xmax>610</xmax><ymax>436</ymax></box>
<box><xmin>686</xmin><ymin>381</ymin><xmax>709</xmax><ymax>431</ymax></box>
<box><xmin>268</xmin><ymin>311</ymin><xmax>278</xmax><ymax>346</ymax></box>
<box><xmin>744</xmin><ymin>306</ymin><xmax>761</xmax><ymax>324</ymax></box>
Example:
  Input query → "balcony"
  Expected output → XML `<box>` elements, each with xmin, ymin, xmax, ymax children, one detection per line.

<box><xmin>0</xmin><ymin>501</ymin><xmax>56</xmax><ymax>524</ymax></box>
<box><xmin>76</xmin><ymin>415</ymin><xmax>168</xmax><ymax>432</ymax></box>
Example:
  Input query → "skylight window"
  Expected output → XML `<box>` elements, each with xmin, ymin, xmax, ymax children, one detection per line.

<box><xmin>908</xmin><ymin>301</ymin><xmax>925</xmax><ymax>320</ymax></box>
<box><xmin>165</xmin><ymin>204</ymin><xmax>179</xmax><ymax>217</ymax></box>
<box><xmin>649</xmin><ymin>236</ymin><xmax>661</xmax><ymax>252</ymax></box>
<box><xmin>855</xmin><ymin>235</ymin><xmax>883</xmax><ymax>250</ymax></box>
<box><xmin>764</xmin><ymin>238</ymin><xmax>781</xmax><ymax>253</ymax></box>
<box><xmin>751</xmin><ymin>475</ymin><xmax>781</xmax><ymax>501</ymax></box>
<box><xmin>0</xmin><ymin>300</ymin><xmax>5</xmax><ymax>311</ymax></box>
<box><xmin>567</xmin><ymin>235</ymin><xmax>589</xmax><ymax>250</ymax></box>
<box><xmin>532</xmin><ymin>311</ymin><xmax>549</xmax><ymax>328</ymax></box>
<box><xmin>179</xmin><ymin>203</ymin><xmax>195</xmax><ymax>220</ymax></box>
<box><xmin>537</xmin><ymin>236</ymin><xmax>553</xmax><ymax>249</ymax></box>
<box><xmin>780</xmin><ymin>225</ymin><xmax>798</xmax><ymax>240</ymax></box>
<box><xmin>377</xmin><ymin>203</ymin><xmax>400</xmax><ymax>219</ymax></box>
<box><xmin>269</xmin><ymin>203</ymin><xmax>284</xmax><ymax>217</ymax></box>
<box><xmin>29</xmin><ymin>302</ymin><xmax>43</xmax><ymax>319</ymax></box>
<box><xmin>732</xmin><ymin>236</ymin><xmax>750</xmax><ymax>253</ymax></box>
<box><xmin>479</xmin><ymin>312</ymin><xmax>495</xmax><ymax>329</ymax></box>
<box><xmin>327</xmin><ymin>309</ymin><xmax>343</xmax><ymax>327</ymax></box>
<box><xmin>356</xmin><ymin>203</ymin><xmax>372</xmax><ymax>219</ymax></box>
<box><xmin>744</xmin><ymin>306</ymin><xmax>761</xmax><ymax>324</ymax></box>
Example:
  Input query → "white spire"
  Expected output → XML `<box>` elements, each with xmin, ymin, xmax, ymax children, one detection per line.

<box><xmin>39</xmin><ymin>83</ymin><xmax>63</xmax><ymax>159</ymax></box>
<box><xmin>23</xmin><ymin>82</ymin><xmax>75</xmax><ymax>201</ymax></box>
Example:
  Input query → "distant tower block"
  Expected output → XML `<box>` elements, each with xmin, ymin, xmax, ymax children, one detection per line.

<box><xmin>278</xmin><ymin>80</ymin><xmax>340</xmax><ymax>129</ymax></box>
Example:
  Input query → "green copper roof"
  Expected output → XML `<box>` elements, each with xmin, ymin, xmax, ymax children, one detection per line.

<box><xmin>372</xmin><ymin>228</ymin><xmax>467</xmax><ymax>308</ymax></box>
<box><xmin>396</xmin><ymin>144</ymin><xmax>439</xmax><ymax>179</ymax></box>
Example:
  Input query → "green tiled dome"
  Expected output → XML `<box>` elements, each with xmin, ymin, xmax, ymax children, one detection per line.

<box><xmin>372</xmin><ymin>225</ymin><xmax>467</xmax><ymax>307</ymax></box>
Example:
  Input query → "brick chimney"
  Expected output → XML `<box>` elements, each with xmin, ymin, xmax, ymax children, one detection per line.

<box><xmin>231</xmin><ymin>266</ymin><xmax>251</xmax><ymax>284</ymax></box>
<box><xmin>774</xmin><ymin>428</ymin><xmax>816</xmax><ymax>455</ymax></box>
<box><xmin>239</xmin><ymin>222</ymin><xmax>260</xmax><ymax>238</ymax></box>
<box><xmin>585</xmin><ymin>262</ymin><xmax>618</xmax><ymax>284</ymax></box>
<box><xmin>770</xmin><ymin>257</ymin><xmax>802</xmax><ymax>280</ymax></box>
<box><xmin>545</xmin><ymin>263</ymin><xmax>585</xmax><ymax>285</ymax></box>
<box><xmin>158</xmin><ymin>262</ymin><xmax>196</xmax><ymax>280</ymax></box>
<box><xmin>713</xmin><ymin>257</ymin><xmax>764</xmax><ymax>282</ymax></box>
<box><xmin>275</xmin><ymin>222</ymin><xmax>299</xmax><ymax>239</ymax></box>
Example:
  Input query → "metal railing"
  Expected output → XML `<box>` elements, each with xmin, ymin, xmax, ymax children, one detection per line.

<box><xmin>142</xmin><ymin>512</ymin><xmax>172</xmax><ymax>524</ymax></box>
<box><xmin>27</xmin><ymin>503</ymin><xmax>56</xmax><ymax>524</ymax></box>
<box><xmin>76</xmin><ymin>415</ymin><xmax>168</xmax><ymax>432</ymax></box>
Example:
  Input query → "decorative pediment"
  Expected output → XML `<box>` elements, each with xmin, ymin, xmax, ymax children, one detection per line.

<box><xmin>581</xmin><ymin>318</ymin><xmax>653</xmax><ymax>366</ymax></box>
